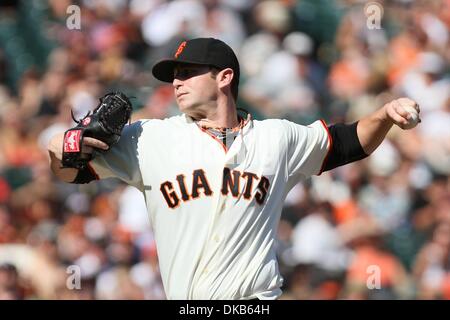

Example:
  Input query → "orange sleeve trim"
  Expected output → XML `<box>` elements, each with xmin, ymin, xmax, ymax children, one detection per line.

<box><xmin>318</xmin><ymin>119</ymin><xmax>333</xmax><ymax>175</ymax></box>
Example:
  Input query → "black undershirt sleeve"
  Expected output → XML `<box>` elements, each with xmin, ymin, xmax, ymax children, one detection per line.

<box><xmin>322</xmin><ymin>121</ymin><xmax>368</xmax><ymax>172</ymax></box>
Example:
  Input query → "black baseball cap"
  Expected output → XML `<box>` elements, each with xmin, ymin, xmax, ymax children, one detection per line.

<box><xmin>152</xmin><ymin>38</ymin><xmax>240</xmax><ymax>84</ymax></box>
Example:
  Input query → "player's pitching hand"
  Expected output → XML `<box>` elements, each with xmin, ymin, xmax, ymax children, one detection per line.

<box><xmin>384</xmin><ymin>97</ymin><xmax>421</xmax><ymax>130</ymax></box>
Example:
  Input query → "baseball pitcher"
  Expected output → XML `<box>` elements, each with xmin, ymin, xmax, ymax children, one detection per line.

<box><xmin>48</xmin><ymin>38</ymin><xmax>420</xmax><ymax>300</ymax></box>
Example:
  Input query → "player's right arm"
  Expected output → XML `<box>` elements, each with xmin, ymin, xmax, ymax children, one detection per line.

<box><xmin>48</xmin><ymin>132</ymin><xmax>109</xmax><ymax>183</ymax></box>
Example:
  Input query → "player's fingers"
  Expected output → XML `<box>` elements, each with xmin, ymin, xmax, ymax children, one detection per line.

<box><xmin>83</xmin><ymin>137</ymin><xmax>109</xmax><ymax>150</ymax></box>
<box><xmin>387</xmin><ymin>105</ymin><xmax>408</xmax><ymax>125</ymax></box>
<box><xmin>395</xmin><ymin>98</ymin><xmax>422</xmax><ymax>124</ymax></box>
<box><xmin>81</xmin><ymin>145</ymin><xmax>94</xmax><ymax>154</ymax></box>
<box><xmin>398</xmin><ymin>97</ymin><xmax>421</xmax><ymax>114</ymax></box>
<box><xmin>392</xmin><ymin>100</ymin><xmax>410</xmax><ymax>118</ymax></box>
<box><xmin>392</xmin><ymin>113</ymin><xmax>409</xmax><ymax>126</ymax></box>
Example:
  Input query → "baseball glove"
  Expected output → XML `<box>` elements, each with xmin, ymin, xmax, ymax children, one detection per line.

<box><xmin>61</xmin><ymin>91</ymin><xmax>132</xmax><ymax>170</ymax></box>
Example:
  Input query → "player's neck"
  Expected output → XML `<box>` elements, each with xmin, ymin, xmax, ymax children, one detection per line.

<box><xmin>197</xmin><ymin>111</ymin><xmax>239</xmax><ymax>130</ymax></box>
<box><xmin>194</xmin><ymin>98</ymin><xmax>239</xmax><ymax>130</ymax></box>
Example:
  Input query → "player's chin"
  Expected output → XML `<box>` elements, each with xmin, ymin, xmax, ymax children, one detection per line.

<box><xmin>177</xmin><ymin>101</ymin><xmax>191</xmax><ymax>113</ymax></box>
<box><xmin>177</xmin><ymin>100</ymin><xmax>197</xmax><ymax>113</ymax></box>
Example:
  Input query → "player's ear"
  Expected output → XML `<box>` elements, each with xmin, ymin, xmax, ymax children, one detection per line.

<box><xmin>217</xmin><ymin>68</ymin><xmax>234</xmax><ymax>89</ymax></box>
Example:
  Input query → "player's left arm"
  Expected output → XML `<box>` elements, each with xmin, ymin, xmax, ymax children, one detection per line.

<box><xmin>322</xmin><ymin>97</ymin><xmax>420</xmax><ymax>172</ymax></box>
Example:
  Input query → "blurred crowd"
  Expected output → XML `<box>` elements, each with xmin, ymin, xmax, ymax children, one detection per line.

<box><xmin>0</xmin><ymin>0</ymin><xmax>449</xmax><ymax>300</ymax></box>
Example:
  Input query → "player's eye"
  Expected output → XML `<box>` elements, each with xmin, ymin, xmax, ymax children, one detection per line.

<box><xmin>184</xmin><ymin>69</ymin><xmax>196</xmax><ymax>77</ymax></box>
<box><xmin>179</xmin><ymin>69</ymin><xmax>191</xmax><ymax>77</ymax></box>
<box><xmin>174</xmin><ymin>67</ymin><xmax>205</xmax><ymax>80</ymax></box>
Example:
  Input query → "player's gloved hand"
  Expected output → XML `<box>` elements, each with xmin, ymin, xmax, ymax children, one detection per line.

<box><xmin>61</xmin><ymin>91</ymin><xmax>132</xmax><ymax>169</ymax></box>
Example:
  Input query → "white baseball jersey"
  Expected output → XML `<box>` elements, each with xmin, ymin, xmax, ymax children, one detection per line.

<box><xmin>90</xmin><ymin>113</ymin><xmax>330</xmax><ymax>299</ymax></box>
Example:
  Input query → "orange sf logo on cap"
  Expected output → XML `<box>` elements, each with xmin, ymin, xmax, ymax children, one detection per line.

<box><xmin>175</xmin><ymin>41</ymin><xmax>187</xmax><ymax>58</ymax></box>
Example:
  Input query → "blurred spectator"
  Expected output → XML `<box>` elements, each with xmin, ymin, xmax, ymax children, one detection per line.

<box><xmin>0</xmin><ymin>263</ymin><xmax>24</xmax><ymax>299</ymax></box>
<box><xmin>289</xmin><ymin>202</ymin><xmax>351</xmax><ymax>272</ymax></box>
<box><xmin>413</xmin><ymin>222</ymin><xmax>450</xmax><ymax>299</ymax></box>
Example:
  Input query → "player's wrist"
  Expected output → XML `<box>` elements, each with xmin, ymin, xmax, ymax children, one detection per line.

<box><xmin>379</xmin><ymin>103</ymin><xmax>395</xmax><ymax>126</ymax></box>
<box><xmin>48</xmin><ymin>133</ymin><xmax>64</xmax><ymax>160</ymax></box>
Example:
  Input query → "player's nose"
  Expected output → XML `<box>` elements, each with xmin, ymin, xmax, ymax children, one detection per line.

<box><xmin>173</xmin><ymin>77</ymin><xmax>182</xmax><ymax>89</ymax></box>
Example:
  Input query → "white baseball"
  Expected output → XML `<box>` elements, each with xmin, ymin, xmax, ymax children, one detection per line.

<box><xmin>402</xmin><ymin>105</ymin><xmax>419</xmax><ymax>129</ymax></box>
